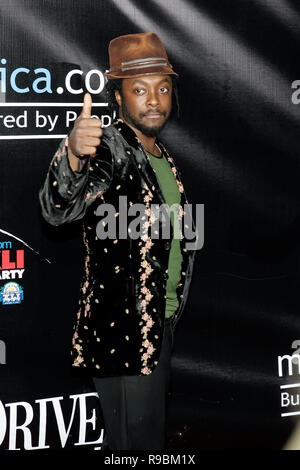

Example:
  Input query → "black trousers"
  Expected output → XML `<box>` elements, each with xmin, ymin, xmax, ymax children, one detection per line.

<box><xmin>93</xmin><ymin>317</ymin><xmax>174</xmax><ymax>450</ymax></box>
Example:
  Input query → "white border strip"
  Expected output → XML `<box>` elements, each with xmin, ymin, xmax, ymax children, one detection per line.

<box><xmin>281</xmin><ymin>411</ymin><xmax>300</xmax><ymax>417</ymax></box>
<box><xmin>280</xmin><ymin>383</ymin><xmax>300</xmax><ymax>389</ymax></box>
<box><xmin>0</xmin><ymin>135</ymin><xmax>67</xmax><ymax>140</ymax></box>
<box><xmin>0</xmin><ymin>102</ymin><xmax>108</xmax><ymax>107</ymax></box>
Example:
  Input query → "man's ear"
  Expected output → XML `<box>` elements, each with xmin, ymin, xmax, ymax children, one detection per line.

<box><xmin>115</xmin><ymin>89</ymin><xmax>122</xmax><ymax>107</ymax></box>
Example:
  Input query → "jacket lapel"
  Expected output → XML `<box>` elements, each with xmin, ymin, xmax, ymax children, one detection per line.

<box><xmin>114</xmin><ymin>119</ymin><xmax>190</xmax><ymax>210</ymax></box>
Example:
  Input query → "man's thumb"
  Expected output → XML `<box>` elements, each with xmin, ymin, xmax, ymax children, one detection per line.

<box><xmin>81</xmin><ymin>93</ymin><xmax>92</xmax><ymax>118</ymax></box>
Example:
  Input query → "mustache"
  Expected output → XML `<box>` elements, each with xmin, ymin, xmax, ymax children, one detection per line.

<box><xmin>140</xmin><ymin>110</ymin><xmax>167</xmax><ymax>117</ymax></box>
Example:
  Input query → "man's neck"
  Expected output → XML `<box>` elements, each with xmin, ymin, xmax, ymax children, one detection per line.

<box><xmin>120</xmin><ymin>119</ymin><xmax>161</xmax><ymax>157</ymax></box>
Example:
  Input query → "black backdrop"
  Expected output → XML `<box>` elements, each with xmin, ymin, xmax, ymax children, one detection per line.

<box><xmin>0</xmin><ymin>0</ymin><xmax>299</xmax><ymax>451</ymax></box>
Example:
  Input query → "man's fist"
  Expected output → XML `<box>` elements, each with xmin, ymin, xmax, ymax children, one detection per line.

<box><xmin>68</xmin><ymin>93</ymin><xmax>103</xmax><ymax>169</ymax></box>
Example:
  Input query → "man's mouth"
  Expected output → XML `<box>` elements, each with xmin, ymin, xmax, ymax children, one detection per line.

<box><xmin>142</xmin><ymin>111</ymin><xmax>166</xmax><ymax>119</ymax></box>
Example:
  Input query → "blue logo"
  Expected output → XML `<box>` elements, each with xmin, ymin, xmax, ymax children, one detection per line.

<box><xmin>0</xmin><ymin>282</ymin><xmax>23</xmax><ymax>305</ymax></box>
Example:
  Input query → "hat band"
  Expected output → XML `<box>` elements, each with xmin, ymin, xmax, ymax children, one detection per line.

<box><xmin>110</xmin><ymin>57</ymin><xmax>171</xmax><ymax>73</ymax></box>
<box><xmin>122</xmin><ymin>62</ymin><xmax>169</xmax><ymax>71</ymax></box>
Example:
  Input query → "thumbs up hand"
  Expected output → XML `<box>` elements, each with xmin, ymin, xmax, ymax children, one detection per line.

<box><xmin>68</xmin><ymin>93</ymin><xmax>103</xmax><ymax>168</ymax></box>
<box><xmin>80</xmin><ymin>91</ymin><xmax>93</xmax><ymax>119</ymax></box>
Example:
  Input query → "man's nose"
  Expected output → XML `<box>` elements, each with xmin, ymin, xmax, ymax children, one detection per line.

<box><xmin>147</xmin><ymin>90</ymin><xmax>160</xmax><ymax>107</ymax></box>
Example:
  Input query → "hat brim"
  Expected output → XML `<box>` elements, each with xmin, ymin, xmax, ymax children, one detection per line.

<box><xmin>105</xmin><ymin>64</ymin><xmax>179</xmax><ymax>79</ymax></box>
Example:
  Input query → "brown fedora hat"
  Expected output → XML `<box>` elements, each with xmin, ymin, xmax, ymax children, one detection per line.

<box><xmin>105</xmin><ymin>32</ymin><xmax>178</xmax><ymax>79</ymax></box>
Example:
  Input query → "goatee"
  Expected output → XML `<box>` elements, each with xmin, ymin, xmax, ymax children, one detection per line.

<box><xmin>121</xmin><ymin>102</ymin><xmax>169</xmax><ymax>137</ymax></box>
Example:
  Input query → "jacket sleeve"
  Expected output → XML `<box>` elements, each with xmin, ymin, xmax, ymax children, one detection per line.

<box><xmin>39</xmin><ymin>136</ymin><xmax>114</xmax><ymax>226</ymax></box>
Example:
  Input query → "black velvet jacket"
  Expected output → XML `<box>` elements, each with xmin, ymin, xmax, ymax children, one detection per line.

<box><xmin>39</xmin><ymin>120</ymin><xmax>196</xmax><ymax>377</ymax></box>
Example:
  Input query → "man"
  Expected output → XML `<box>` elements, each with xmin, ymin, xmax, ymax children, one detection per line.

<box><xmin>39</xmin><ymin>32</ymin><xmax>196</xmax><ymax>450</ymax></box>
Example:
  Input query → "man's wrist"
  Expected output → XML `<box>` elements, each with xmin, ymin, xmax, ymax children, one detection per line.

<box><xmin>66</xmin><ymin>139</ymin><xmax>86</xmax><ymax>172</ymax></box>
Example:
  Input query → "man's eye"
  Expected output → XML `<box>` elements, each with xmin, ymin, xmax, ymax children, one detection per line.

<box><xmin>160</xmin><ymin>87</ymin><xmax>169</xmax><ymax>93</ymax></box>
<box><xmin>135</xmin><ymin>88</ymin><xmax>145</xmax><ymax>95</ymax></box>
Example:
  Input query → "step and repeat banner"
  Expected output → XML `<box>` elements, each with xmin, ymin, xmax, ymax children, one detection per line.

<box><xmin>0</xmin><ymin>0</ymin><xmax>300</xmax><ymax>451</ymax></box>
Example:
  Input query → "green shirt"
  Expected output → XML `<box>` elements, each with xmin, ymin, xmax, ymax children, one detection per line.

<box><xmin>147</xmin><ymin>151</ymin><xmax>183</xmax><ymax>318</ymax></box>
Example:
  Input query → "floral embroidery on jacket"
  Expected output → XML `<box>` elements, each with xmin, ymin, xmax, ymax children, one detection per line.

<box><xmin>72</xmin><ymin>228</ymin><xmax>91</xmax><ymax>367</ymax></box>
<box><xmin>139</xmin><ymin>182</ymin><xmax>157</xmax><ymax>375</ymax></box>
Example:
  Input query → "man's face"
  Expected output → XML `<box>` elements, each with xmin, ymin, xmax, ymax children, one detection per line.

<box><xmin>115</xmin><ymin>74</ymin><xmax>173</xmax><ymax>137</ymax></box>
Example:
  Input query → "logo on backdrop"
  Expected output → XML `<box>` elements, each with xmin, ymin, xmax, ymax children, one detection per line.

<box><xmin>0</xmin><ymin>59</ymin><xmax>105</xmax><ymax>96</ymax></box>
<box><xmin>0</xmin><ymin>240</ymin><xmax>25</xmax><ymax>305</ymax></box>
<box><xmin>278</xmin><ymin>340</ymin><xmax>300</xmax><ymax>418</ymax></box>
<box><xmin>0</xmin><ymin>240</ymin><xmax>25</xmax><ymax>281</ymax></box>
<box><xmin>0</xmin><ymin>392</ymin><xmax>104</xmax><ymax>450</ymax></box>
<box><xmin>0</xmin><ymin>282</ymin><xmax>23</xmax><ymax>306</ymax></box>
<box><xmin>0</xmin><ymin>59</ymin><xmax>110</xmax><ymax>139</ymax></box>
